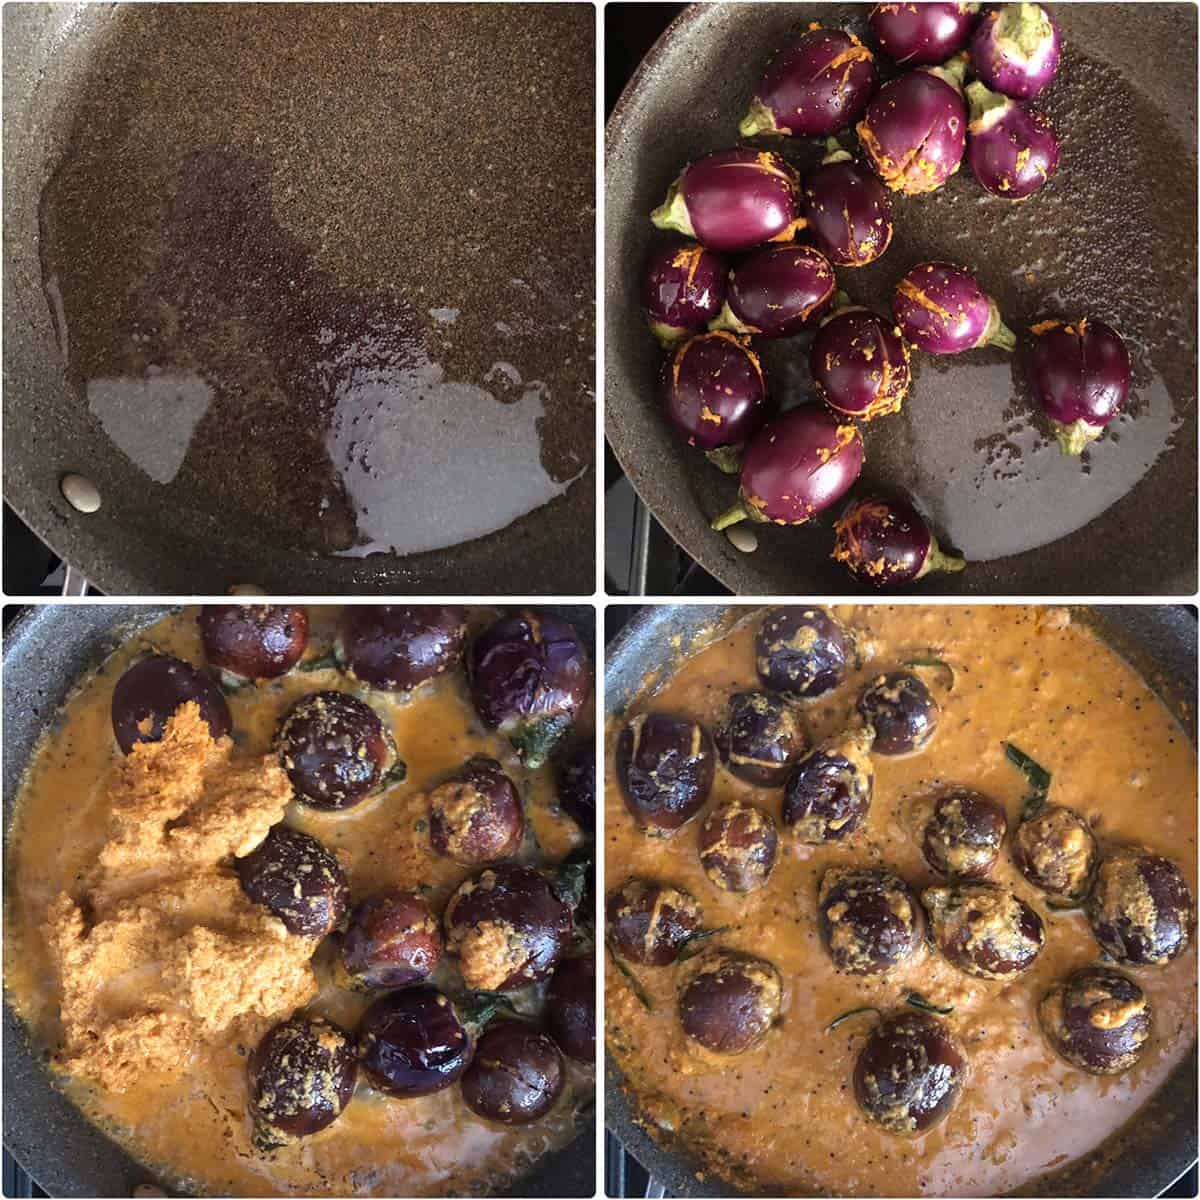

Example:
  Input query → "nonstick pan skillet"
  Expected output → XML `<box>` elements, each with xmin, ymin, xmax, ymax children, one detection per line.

<box><xmin>605</xmin><ymin>3</ymin><xmax>1198</xmax><ymax>596</ymax></box>
<box><xmin>3</xmin><ymin>3</ymin><xmax>595</xmax><ymax>596</ymax></box>
<box><xmin>603</xmin><ymin>602</ymin><xmax>1198</xmax><ymax>1197</ymax></box>
<box><xmin>1</xmin><ymin>603</ymin><xmax>596</xmax><ymax>1198</ymax></box>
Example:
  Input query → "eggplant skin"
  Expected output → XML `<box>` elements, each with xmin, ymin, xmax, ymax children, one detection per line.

<box><xmin>641</xmin><ymin>239</ymin><xmax>728</xmax><ymax>342</ymax></box>
<box><xmin>735</xmin><ymin>408</ymin><xmax>865</xmax><ymax>527</ymax></box>
<box><xmin>1027</xmin><ymin>318</ymin><xmax>1132</xmax><ymax>454</ymax></box>
<box><xmin>803</xmin><ymin>156</ymin><xmax>893</xmax><ymax>268</ymax></box>
<box><xmin>755</xmin><ymin>607</ymin><xmax>853</xmax><ymax>702</ymax></box>
<box><xmin>832</xmin><ymin>494</ymin><xmax>932</xmax><ymax>587</ymax></box>
<box><xmin>966</xmin><ymin>82</ymin><xmax>1058</xmax><ymax>199</ymax></box>
<box><xmin>468</xmin><ymin>612</ymin><xmax>591</xmax><ymax>769</ymax></box>
<box><xmin>741</xmin><ymin>27</ymin><xmax>878</xmax><ymax>138</ymax></box>
<box><xmin>856</xmin><ymin>69</ymin><xmax>966</xmax><ymax>195</ymax></box>
<box><xmin>810</xmin><ymin>307</ymin><xmax>911</xmax><ymax>421</ymax></box>
<box><xmin>1039</xmin><ymin>967</ymin><xmax>1152</xmax><ymax>1075</ymax></box>
<box><xmin>652</xmin><ymin>148</ymin><xmax>803</xmax><ymax>254</ymax></box>
<box><xmin>661</xmin><ymin>332</ymin><xmax>770</xmax><ymax>452</ymax></box>
<box><xmin>969</xmin><ymin>2</ymin><xmax>1061</xmax><ymax>101</ymax></box>
<box><xmin>718</xmin><ymin>244</ymin><xmax>836</xmax><ymax>339</ymax></box>
<box><xmin>1087</xmin><ymin>848</ymin><xmax>1194</xmax><ymax>966</ymax></box>
<box><xmin>868</xmin><ymin>3</ymin><xmax>980</xmax><ymax>68</ymax></box>
<box><xmin>892</xmin><ymin>262</ymin><xmax>1014</xmax><ymax>355</ymax></box>
<box><xmin>616</xmin><ymin>713</ymin><xmax>715</xmax><ymax>833</ymax></box>
<box><xmin>854</xmin><ymin>1011</ymin><xmax>965</xmax><ymax>1133</ymax></box>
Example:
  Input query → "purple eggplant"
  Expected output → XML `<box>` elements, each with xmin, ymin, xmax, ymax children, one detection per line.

<box><xmin>857</xmin><ymin>58</ymin><xmax>967</xmax><ymax>194</ymax></box>
<box><xmin>1027</xmin><ymin>318</ymin><xmax>1132</xmax><ymax>455</ymax></box>
<box><xmin>711</xmin><ymin>406</ymin><xmax>864</xmax><ymax>530</ymax></box>
<box><xmin>893</xmin><ymin>262</ymin><xmax>1016</xmax><ymax>354</ymax></box>
<box><xmin>651</xmin><ymin>148</ymin><xmax>803</xmax><ymax>254</ymax></box>
<box><xmin>810</xmin><ymin>305</ymin><xmax>911</xmax><ymax>421</ymax></box>
<box><xmin>641</xmin><ymin>239</ymin><xmax>729</xmax><ymax>344</ymax></box>
<box><xmin>469</xmin><ymin>612</ymin><xmax>592</xmax><ymax>769</ymax></box>
<box><xmin>832</xmin><ymin>494</ymin><xmax>965</xmax><ymax>587</ymax></box>
<box><xmin>970</xmin><ymin>2</ymin><xmax>1060</xmax><ymax>100</ymax></box>
<box><xmin>740</xmin><ymin>27</ymin><xmax>878</xmax><ymax>139</ymax></box>
<box><xmin>711</xmin><ymin>244</ymin><xmax>836</xmax><ymax>339</ymax></box>
<box><xmin>661</xmin><ymin>331</ymin><xmax>772</xmax><ymax>472</ymax></box>
<box><xmin>802</xmin><ymin>140</ymin><xmax>894</xmax><ymax>268</ymax></box>
<box><xmin>868</xmin><ymin>3</ymin><xmax>980</xmax><ymax>66</ymax></box>
<box><xmin>966</xmin><ymin>81</ymin><xmax>1059</xmax><ymax>199</ymax></box>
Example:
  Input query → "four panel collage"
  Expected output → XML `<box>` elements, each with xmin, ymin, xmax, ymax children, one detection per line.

<box><xmin>0</xmin><ymin>3</ymin><xmax>1196</xmax><ymax>1200</ymax></box>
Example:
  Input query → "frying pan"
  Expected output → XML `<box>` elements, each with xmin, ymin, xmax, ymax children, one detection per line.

<box><xmin>2</xmin><ymin>3</ymin><xmax>595</xmax><ymax>596</ymax></box>
<box><xmin>604</xmin><ymin>602</ymin><xmax>1198</xmax><ymax>1198</ymax></box>
<box><xmin>1</xmin><ymin>603</ymin><xmax>596</xmax><ymax>1198</ymax></box>
<box><xmin>605</xmin><ymin>3</ymin><xmax>1198</xmax><ymax>596</ymax></box>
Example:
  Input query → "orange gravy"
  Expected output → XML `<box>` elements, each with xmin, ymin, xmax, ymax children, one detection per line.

<box><xmin>605</xmin><ymin>606</ymin><xmax>1196</xmax><ymax>1197</ymax></box>
<box><xmin>5</xmin><ymin>606</ymin><xmax>593</xmax><ymax>1197</ymax></box>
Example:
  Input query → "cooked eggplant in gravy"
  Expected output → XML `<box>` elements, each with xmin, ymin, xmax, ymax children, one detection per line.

<box><xmin>606</xmin><ymin>605</ymin><xmax>1195</xmax><ymax>1197</ymax></box>
<box><xmin>5</xmin><ymin>605</ymin><xmax>594</xmax><ymax>1197</ymax></box>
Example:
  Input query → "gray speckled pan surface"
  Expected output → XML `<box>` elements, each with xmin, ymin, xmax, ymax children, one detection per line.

<box><xmin>2</xmin><ymin>603</ymin><xmax>596</xmax><ymax>1198</ymax></box>
<box><xmin>605</xmin><ymin>3</ymin><xmax>1197</xmax><ymax>595</ymax></box>
<box><xmin>3</xmin><ymin>3</ymin><xmax>595</xmax><ymax>596</ymax></box>
<box><xmin>603</xmin><ymin>602</ymin><xmax>1198</xmax><ymax>1198</ymax></box>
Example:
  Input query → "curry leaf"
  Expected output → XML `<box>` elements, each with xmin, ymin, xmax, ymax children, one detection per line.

<box><xmin>1003</xmin><ymin>741</ymin><xmax>1051</xmax><ymax>821</ymax></box>
<box><xmin>606</xmin><ymin>938</ymin><xmax>653</xmax><ymax>1012</ymax></box>
<box><xmin>825</xmin><ymin>1005</ymin><xmax>880</xmax><ymax>1032</ymax></box>
<box><xmin>905</xmin><ymin>991</ymin><xmax>954</xmax><ymax>1016</ymax></box>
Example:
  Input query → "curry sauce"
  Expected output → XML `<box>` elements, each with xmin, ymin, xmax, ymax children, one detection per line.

<box><xmin>605</xmin><ymin>606</ymin><xmax>1196</xmax><ymax>1197</ymax></box>
<box><xmin>5</xmin><ymin>606</ymin><xmax>593</xmax><ymax>1197</ymax></box>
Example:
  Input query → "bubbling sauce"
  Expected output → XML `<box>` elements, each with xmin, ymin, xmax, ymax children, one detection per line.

<box><xmin>606</xmin><ymin>606</ymin><xmax>1196</xmax><ymax>1197</ymax></box>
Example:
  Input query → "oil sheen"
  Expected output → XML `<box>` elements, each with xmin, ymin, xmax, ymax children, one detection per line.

<box><xmin>37</xmin><ymin>5</ymin><xmax>594</xmax><ymax>560</ymax></box>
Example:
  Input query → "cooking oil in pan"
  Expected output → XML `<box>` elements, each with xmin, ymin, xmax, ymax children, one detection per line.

<box><xmin>35</xmin><ymin>3</ymin><xmax>594</xmax><ymax>561</ymax></box>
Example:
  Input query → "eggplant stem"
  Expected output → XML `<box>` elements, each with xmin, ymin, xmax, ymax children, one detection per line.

<box><xmin>902</xmin><ymin>656</ymin><xmax>956</xmax><ymax>690</ymax></box>
<box><xmin>990</xmin><ymin>318</ymin><xmax>1018</xmax><ymax>352</ymax></box>
<box><xmin>922</xmin><ymin>539</ymin><xmax>967</xmax><ymax>577</ymax></box>
<box><xmin>822</xmin><ymin>137</ymin><xmax>852</xmax><ymax>165</ymax></box>
<box><xmin>705</xmin><ymin>445</ymin><xmax>744</xmax><ymax>475</ymax></box>
<box><xmin>551</xmin><ymin>855</ymin><xmax>592</xmax><ymax>911</ymax></box>
<box><xmin>999</xmin><ymin>1</ymin><xmax>1053</xmax><ymax>58</ymax></box>
<box><xmin>251</xmin><ymin>1120</ymin><xmax>287</xmax><ymax>1154</ymax></box>
<box><xmin>738</xmin><ymin>98</ymin><xmax>778</xmax><ymax>139</ymax></box>
<box><xmin>711</xmin><ymin>502</ymin><xmax>749</xmax><ymax>531</ymax></box>
<box><xmin>650</xmin><ymin>186</ymin><xmax>694</xmax><ymax>238</ymax></box>
<box><xmin>928</xmin><ymin>53</ymin><xmax>968</xmax><ymax>92</ymax></box>
<box><xmin>649</xmin><ymin>320</ymin><xmax>688</xmax><ymax>346</ymax></box>
<box><xmin>966</xmin><ymin>79</ymin><xmax>1008</xmax><ymax>127</ymax></box>
<box><xmin>461</xmin><ymin>991</ymin><xmax>522</xmax><ymax>1034</ymax></box>
<box><xmin>380</xmin><ymin>760</ymin><xmax>408</xmax><ymax>788</ymax></box>
<box><xmin>708</xmin><ymin>301</ymin><xmax>753</xmax><ymax>337</ymax></box>
<box><xmin>1053</xmin><ymin>418</ymin><xmax>1102</xmax><ymax>456</ymax></box>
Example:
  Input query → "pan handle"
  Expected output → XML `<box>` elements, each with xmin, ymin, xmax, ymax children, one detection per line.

<box><xmin>60</xmin><ymin>564</ymin><xmax>89</xmax><ymax>596</ymax></box>
<box><xmin>628</xmin><ymin>496</ymin><xmax>652</xmax><ymax>596</ymax></box>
